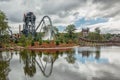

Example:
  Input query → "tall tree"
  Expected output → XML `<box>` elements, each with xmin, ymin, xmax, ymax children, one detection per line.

<box><xmin>95</xmin><ymin>27</ymin><xmax>100</xmax><ymax>34</ymax></box>
<box><xmin>0</xmin><ymin>10</ymin><xmax>9</xmax><ymax>35</ymax></box>
<box><xmin>65</xmin><ymin>24</ymin><xmax>76</xmax><ymax>38</ymax></box>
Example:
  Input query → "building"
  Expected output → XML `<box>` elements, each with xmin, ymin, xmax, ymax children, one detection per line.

<box><xmin>81</xmin><ymin>28</ymin><xmax>89</xmax><ymax>37</ymax></box>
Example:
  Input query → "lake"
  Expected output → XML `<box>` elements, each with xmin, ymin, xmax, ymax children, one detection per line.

<box><xmin>0</xmin><ymin>46</ymin><xmax>120</xmax><ymax>80</ymax></box>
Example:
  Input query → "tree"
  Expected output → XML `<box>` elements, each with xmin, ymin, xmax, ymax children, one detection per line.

<box><xmin>88</xmin><ymin>32</ymin><xmax>104</xmax><ymax>41</ymax></box>
<box><xmin>95</xmin><ymin>27</ymin><xmax>100</xmax><ymax>34</ymax></box>
<box><xmin>65</xmin><ymin>24</ymin><xmax>76</xmax><ymax>38</ymax></box>
<box><xmin>0</xmin><ymin>10</ymin><xmax>9</xmax><ymax>35</ymax></box>
<box><xmin>0</xmin><ymin>10</ymin><xmax>10</xmax><ymax>46</ymax></box>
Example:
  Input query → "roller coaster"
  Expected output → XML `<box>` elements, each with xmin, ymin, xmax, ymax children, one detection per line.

<box><xmin>8</xmin><ymin>12</ymin><xmax>55</xmax><ymax>40</ymax></box>
<box><xmin>22</xmin><ymin>12</ymin><xmax>55</xmax><ymax>40</ymax></box>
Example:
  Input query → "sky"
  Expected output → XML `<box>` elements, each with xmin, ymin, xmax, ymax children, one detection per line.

<box><xmin>0</xmin><ymin>0</ymin><xmax>120</xmax><ymax>34</ymax></box>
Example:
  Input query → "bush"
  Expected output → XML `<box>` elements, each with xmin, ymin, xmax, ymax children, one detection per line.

<box><xmin>17</xmin><ymin>43</ymin><xmax>23</xmax><ymax>46</ymax></box>
<box><xmin>46</xmin><ymin>40</ymin><xmax>50</xmax><ymax>44</ymax></box>
<box><xmin>55</xmin><ymin>40</ymin><xmax>60</xmax><ymax>45</ymax></box>
<box><xmin>39</xmin><ymin>39</ymin><xmax>42</xmax><ymax>45</ymax></box>
<box><xmin>60</xmin><ymin>39</ymin><xmax>63</xmax><ymax>43</ymax></box>
<box><xmin>64</xmin><ymin>39</ymin><xmax>69</xmax><ymax>44</ymax></box>
<box><xmin>31</xmin><ymin>40</ymin><xmax>34</xmax><ymax>46</ymax></box>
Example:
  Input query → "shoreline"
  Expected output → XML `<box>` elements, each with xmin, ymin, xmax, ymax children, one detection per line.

<box><xmin>0</xmin><ymin>46</ymin><xmax>78</xmax><ymax>51</ymax></box>
<box><xmin>27</xmin><ymin>46</ymin><xmax>77</xmax><ymax>50</ymax></box>
<box><xmin>0</xmin><ymin>45</ymin><xmax>120</xmax><ymax>51</ymax></box>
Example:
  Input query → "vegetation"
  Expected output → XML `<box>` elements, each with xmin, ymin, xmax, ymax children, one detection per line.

<box><xmin>14</xmin><ymin>24</ymin><xmax>120</xmax><ymax>47</ymax></box>
<box><xmin>0</xmin><ymin>10</ymin><xmax>9</xmax><ymax>35</ymax></box>
<box><xmin>65</xmin><ymin>24</ymin><xmax>76</xmax><ymax>39</ymax></box>
<box><xmin>0</xmin><ymin>10</ymin><xmax>120</xmax><ymax>48</ymax></box>
<box><xmin>0</xmin><ymin>10</ymin><xmax>10</xmax><ymax>47</ymax></box>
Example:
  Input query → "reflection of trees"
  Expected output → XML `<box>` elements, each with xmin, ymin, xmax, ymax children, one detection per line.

<box><xmin>19</xmin><ymin>50</ymin><xmax>60</xmax><ymax>78</ymax></box>
<box><xmin>35</xmin><ymin>51</ymin><xmax>59</xmax><ymax>77</ymax></box>
<box><xmin>80</xmin><ymin>47</ymin><xmax>101</xmax><ymax>59</ymax></box>
<box><xmin>95</xmin><ymin>47</ymin><xmax>100</xmax><ymax>59</ymax></box>
<box><xmin>65</xmin><ymin>50</ymin><xmax>76</xmax><ymax>64</ymax></box>
<box><xmin>0</xmin><ymin>51</ymin><xmax>12</xmax><ymax>80</ymax></box>
<box><xmin>81</xmin><ymin>51</ymin><xmax>90</xmax><ymax>57</ymax></box>
<box><xmin>19</xmin><ymin>50</ymin><xmax>36</xmax><ymax>77</ymax></box>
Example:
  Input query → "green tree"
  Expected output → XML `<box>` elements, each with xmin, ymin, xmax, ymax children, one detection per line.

<box><xmin>0</xmin><ymin>10</ymin><xmax>10</xmax><ymax>46</ymax></box>
<box><xmin>95</xmin><ymin>27</ymin><xmax>100</xmax><ymax>34</ymax></box>
<box><xmin>88</xmin><ymin>32</ymin><xmax>103</xmax><ymax>41</ymax></box>
<box><xmin>65</xmin><ymin>24</ymin><xmax>76</xmax><ymax>38</ymax></box>
<box><xmin>0</xmin><ymin>10</ymin><xmax>9</xmax><ymax>35</ymax></box>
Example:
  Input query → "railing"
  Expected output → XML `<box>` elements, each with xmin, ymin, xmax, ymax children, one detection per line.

<box><xmin>79</xmin><ymin>37</ymin><xmax>120</xmax><ymax>43</ymax></box>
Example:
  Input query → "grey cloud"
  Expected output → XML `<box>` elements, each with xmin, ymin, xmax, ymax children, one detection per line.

<box><xmin>41</xmin><ymin>0</ymin><xmax>86</xmax><ymax>15</ymax></box>
<box><xmin>101</xmin><ymin>27</ymin><xmax>120</xmax><ymax>34</ymax></box>
<box><xmin>0</xmin><ymin>0</ymin><xmax>11</xmax><ymax>2</ymax></box>
<box><xmin>8</xmin><ymin>13</ymin><xmax>23</xmax><ymax>23</ymax></box>
<box><xmin>93</xmin><ymin>0</ymin><xmax>120</xmax><ymax>5</ymax></box>
<box><xmin>58</xmin><ymin>11</ymin><xmax>70</xmax><ymax>18</ymax></box>
<box><xmin>91</xmin><ymin>0</ymin><xmax>120</xmax><ymax>20</ymax></box>
<box><xmin>0</xmin><ymin>0</ymin><xmax>120</xmax><ymax>27</ymax></box>
<box><xmin>103</xmin><ymin>9</ymin><xmax>120</xmax><ymax>18</ymax></box>
<box><xmin>73</xmin><ymin>12</ymin><xmax>79</xmax><ymax>16</ymax></box>
<box><xmin>92</xmin><ymin>0</ymin><xmax>120</xmax><ymax>10</ymax></box>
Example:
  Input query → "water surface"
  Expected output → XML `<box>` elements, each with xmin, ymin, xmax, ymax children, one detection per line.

<box><xmin>0</xmin><ymin>46</ymin><xmax>120</xmax><ymax>80</ymax></box>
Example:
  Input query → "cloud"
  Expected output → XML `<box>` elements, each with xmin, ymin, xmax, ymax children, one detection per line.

<box><xmin>0</xmin><ymin>0</ymin><xmax>120</xmax><ymax>33</ymax></box>
<box><xmin>40</xmin><ymin>0</ymin><xmax>85</xmax><ymax>15</ymax></box>
<box><xmin>87</xmin><ymin>20</ymin><xmax>120</xmax><ymax>34</ymax></box>
<box><xmin>0</xmin><ymin>0</ymin><xmax>11</xmax><ymax>2</ymax></box>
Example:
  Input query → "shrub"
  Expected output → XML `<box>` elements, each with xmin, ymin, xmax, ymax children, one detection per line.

<box><xmin>46</xmin><ymin>40</ymin><xmax>50</xmax><ymax>44</ymax></box>
<box><xmin>55</xmin><ymin>40</ymin><xmax>60</xmax><ymax>45</ymax></box>
<box><xmin>31</xmin><ymin>40</ymin><xmax>34</xmax><ymax>46</ymax></box>
<box><xmin>39</xmin><ymin>39</ymin><xmax>42</xmax><ymax>45</ymax></box>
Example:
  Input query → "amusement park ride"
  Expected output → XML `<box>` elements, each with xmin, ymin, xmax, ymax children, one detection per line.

<box><xmin>22</xmin><ymin>12</ymin><xmax>54</xmax><ymax>39</ymax></box>
<box><xmin>9</xmin><ymin>12</ymin><xmax>55</xmax><ymax>40</ymax></box>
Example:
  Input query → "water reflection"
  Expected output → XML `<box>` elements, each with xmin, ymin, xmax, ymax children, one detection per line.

<box><xmin>65</xmin><ymin>50</ymin><xmax>76</xmax><ymax>64</ymax></box>
<box><xmin>75</xmin><ymin>47</ymin><xmax>108</xmax><ymax>63</ymax></box>
<box><xmin>0</xmin><ymin>47</ymin><xmax>111</xmax><ymax>80</ymax></box>
<box><xmin>0</xmin><ymin>51</ymin><xmax>13</xmax><ymax>80</ymax></box>
<box><xmin>34</xmin><ymin>51</ymin><xmax>58</xmax><ymax>77</ymax></box>
<box><xmin>19</xmin><ymin>50</ymin><xmax>36</xmax><ymax>77</ymax></box>
<box><xmin>19</xmin><ymin>50</ymin><xmax>64</xmax><ymax>77</ymax></box>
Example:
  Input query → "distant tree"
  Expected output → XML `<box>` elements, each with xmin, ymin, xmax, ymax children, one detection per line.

<box><xmin>95</xmin><ymin>27</ymin><xmax>100</xmax><ymax>34</ymax></box>
<box><xmin>88</xmin><ymin>32</ymin><xmax>104</xmax><ymax>41</ymax></box>
<box><xmin>65</xmin><ymin>24</ymin><xmax>76</xmax><ymax>38</ymax></box>
<box><xmin>104</xmin><ymin>33</ymin><xmax>112</xmax><ymax>40</ymax></box>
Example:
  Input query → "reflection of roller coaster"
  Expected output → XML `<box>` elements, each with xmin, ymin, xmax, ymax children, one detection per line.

<box><xmin>19</xmin><ymin>50</ymin><xmax>56</xmax><ymax>78</ymax></box>
<box><xmin>22</xmin><ymin>12</ymin><xmax>54</xmax><ymax>39</ymax></box>
<box><xmin>34</xmin><ymin>55</ymin><xmax>55</xmax><ymax>77</ymax></box>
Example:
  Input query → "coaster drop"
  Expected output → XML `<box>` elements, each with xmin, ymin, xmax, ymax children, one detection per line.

<box><xmin>22</xmin><ymin>12</ymin><xmax>54</xmax><ymax>40</ymax></box>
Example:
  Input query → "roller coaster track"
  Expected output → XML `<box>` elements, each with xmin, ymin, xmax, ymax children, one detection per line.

<box><xmin>35</xmin><ymin>16</ymin><xmax>52</xmax><ymax>32</ymax></box>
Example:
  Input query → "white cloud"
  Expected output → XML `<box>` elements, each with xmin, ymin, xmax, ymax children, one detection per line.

<box><xmin>87</xmin><ymin>20</ymin><xmax>120</xmax><ymax>34</ymax></box>
<box><xmin>0</xmin><ymin>0</ymin><xmax>120</xmax><ymax>33</ymax></box>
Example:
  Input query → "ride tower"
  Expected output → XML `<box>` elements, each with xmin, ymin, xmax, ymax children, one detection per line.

<box><xmin>22</xmin><ymin>12</ymin><xmax>36</xmax><ymax>37</ymax></box>
<box><xmin>22</xmin><ymin>12</ymin><xmax>56</xmax><ymax>40</ymax></box>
